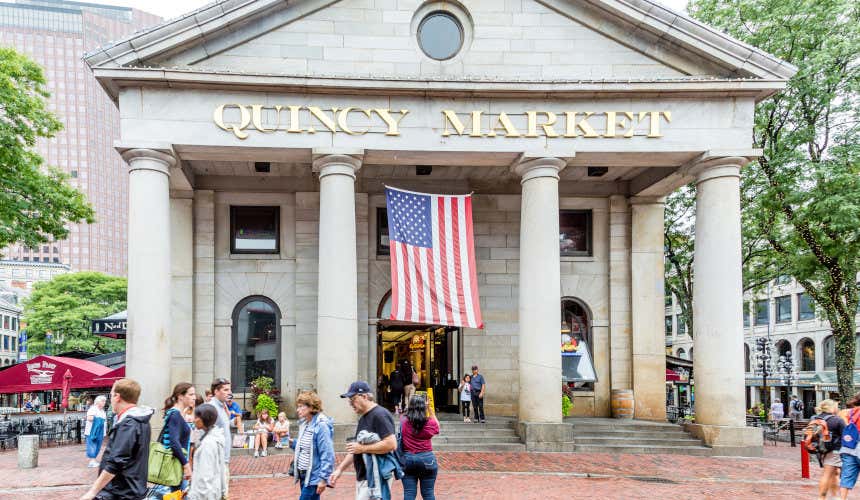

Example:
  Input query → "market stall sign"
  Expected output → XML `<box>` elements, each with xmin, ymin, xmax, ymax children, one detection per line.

<box><xmin>213</xmin><ymin>104</ymin><xmax>672</xmax><ymax>140</ymax></box>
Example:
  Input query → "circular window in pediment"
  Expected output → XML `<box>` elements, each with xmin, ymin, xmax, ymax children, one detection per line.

<box><xmin>417</xmin><ymin>11</ymin><xmax>464</xmax><ymax>61</ymax></box>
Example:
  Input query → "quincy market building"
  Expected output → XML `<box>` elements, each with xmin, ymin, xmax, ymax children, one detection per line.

<box><xmin>85</xmin><ymin>0</ymin><xmax>795</xmax><ymax>454</ymax></box>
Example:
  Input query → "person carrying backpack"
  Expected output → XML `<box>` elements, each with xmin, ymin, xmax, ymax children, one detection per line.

<box><xmin>841</xmin><ymin>393</ymin><xmax>860</xmax><ymax>500</ymax></box>
<box><xmin>790</xmin><ymin>395</ymin><xmax>805</xmax><ymax>420</ymax></box>
<box><xmin>806</xmin><ymin>400</ymin><xmax>844</xmax><ymax>500</ymax></box>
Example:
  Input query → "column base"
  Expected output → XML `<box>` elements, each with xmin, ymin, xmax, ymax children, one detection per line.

<box><xmin>331</xmin><ymin>423</ymin><xmax>358</xmax><ymax>452</ymax></box>
<box><xmin>517</xmin><ymin>422</ymin><xmax>575</xmax><ymax>452</ymax></box>
<box><xmin>683</xmin><ymin>423</ymin><xmax>763</xmax><ymax>457</ymax></box>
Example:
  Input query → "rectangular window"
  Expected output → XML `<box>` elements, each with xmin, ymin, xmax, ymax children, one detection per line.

<box><xmin>2</xmin><ymin>316</ymin><xmax>8</xmax><ymax>330</ymax></box>
<box><xmin>665</xmin><ymin>316</ymin><xmax>673</xmax><ymax>336</ymax></box>
<box><xmin>230</xmin><ymin>206</ymin><xmax>280</xmax><ymax>254</ymax></box>
<box><xmin>559</xmin><ymin>210</ymin><xmax>593</xmax><ymax>257</ymax></box>
<box><xmin>677</xmin><ymin>318</ymin><xmax>686</xmax><ymax>336</ymax></box>
<box><xmin>743</xmin><ymin>302</ymin><xmax>750</xmax><ymax>327</ymax></box>
<box><xmin>799</xmin><ymin>293</ymin><xmax>815</xmax><ymax>320</ymax></box>
<box><xmin>376</xmin><ymin>207</ymin><xmax>390</xmax><ymax>256</ymax></box>
<box><xmin>775</xmin><ymin>295</ymin><xmax>792</xmax><ymax>323</ymax></box>
<box><xmin>755</xmin><ymin>299</ymin><xmax>769</xmax><ymax>325</ymax></box>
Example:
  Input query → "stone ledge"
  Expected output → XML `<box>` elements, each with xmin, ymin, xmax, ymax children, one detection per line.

<box><xmin>517</xmin><ymin>422</ymin><xmax>575</xmax><ymax>452</ymax></box>
<box><xmin>683</xmin><ymin>422</ymin><xmax>763</xmax><ymax>457</ymax></box>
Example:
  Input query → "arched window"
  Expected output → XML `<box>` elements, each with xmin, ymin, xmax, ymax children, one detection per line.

<box><xmin>824</xmin><ymin>335</ymin><xmax>836</xmax><ymax>369</ymax></box>
<box><xmin>744</xmin><ymin>344</ymin><xmax>751</xmax><ymax>372</ymax></box>
<box><xmin>689</xmin><ymin>347</ymin><xmax>693</xmax><ymax>361</ymax></box>
<box><xmin>775</xmin><ymin>339</ymin><xmax>791</xmax><ymax>359</ymax></box>
<box><xmin>798</xmin><ymin>338</ymin><xmax>815</xmax><ymax>372</ymax></box>
<box><xmin>676</xmin><ymin>348</ymin><xmax>686</xmax><ymax>359</ymax></box>
<box><xmin>561</xmin><ymin>298</ymin><xmax>595</xmax><ymax>389</ymax></box>
<box><xmin>232</xmin><ymin>296</ymin><xmax>281</xmax><ymax>390</ymax></box>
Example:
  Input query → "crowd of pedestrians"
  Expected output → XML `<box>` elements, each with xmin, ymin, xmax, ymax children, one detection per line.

<box><xmin>76</xmin><ymin>369</ymin><xmax>478</xmax><ymax>500</ymax></box>
<box><xmin>810</xmin><ymin>392</ymin><xmax>860</xmax><ymax>500</ymax></box>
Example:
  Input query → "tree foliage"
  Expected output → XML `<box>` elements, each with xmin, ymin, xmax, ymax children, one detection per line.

<box><xmin>22</xmin><ymin>272</ymin><xmax>126</xmax><ymax>356</ymax></box>
<box><xmin>0</xmin><ymin>47</ymin><xmax>94</xmax><ymax>251</ymax></box>
<box><xmin>686</xmin><ymin>0</ymin><xmax>860</xmax><ymax>399</ymax></box>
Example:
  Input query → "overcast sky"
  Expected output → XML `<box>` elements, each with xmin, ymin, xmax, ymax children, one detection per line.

<box><xmin>94</xmin><ymin>0</ymin><xmax>689</xmax><ymax>22</ymax></box>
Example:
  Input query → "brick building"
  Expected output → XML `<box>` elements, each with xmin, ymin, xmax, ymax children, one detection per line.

<box><xmin>0</xmin><ymin>0</ymin><xmax>160</xmax><ymax>276</ymax></box>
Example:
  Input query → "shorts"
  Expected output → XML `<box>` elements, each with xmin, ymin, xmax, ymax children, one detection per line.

<box><xmin>356</xmin><ymin>477</ymin><xmax>394</xmax><ymax>500</ymax></box>
<box><xmin>840</xmin><ymin>453</ymin><xmax>860</xmax><ymax>489</ymax></box>
<box><xmin>824</xmin><ymin>451</ymin><xmax>843</xmax><ymax>467</ymax></box>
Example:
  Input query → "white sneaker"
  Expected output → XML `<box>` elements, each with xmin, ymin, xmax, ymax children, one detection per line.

<box><xmin>262</xmin><ymin>450</ymin><xmax>267</xmax><ymax>457</ymax></box>
<box><xmin>253</xmin><ymin>451</ymin><xmax>259</xmax><ymax>458</ymax></box>
<box><xmin>87</xmin><ymin>460</ymin><xmax>99</xmax><ymax>468</ymax></box>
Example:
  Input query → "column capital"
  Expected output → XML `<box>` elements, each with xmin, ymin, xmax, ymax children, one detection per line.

<box><xmin>312</xmin><ymin>154</ymin><xmax>363</xmax><ymax>180</ymax></box>
<box><xmin>121</xmin><ymin>148</ymin><xmax>176</xmax><ymax>175</ymax></box>
<box><xmin>686</xmin><ymin>153</ymin><xmax>756</xmax><ymax>185</ymax></box>
<box><xmin>511</xmin><ymin>157</ymin><xmax>567</xmax><ymax>183</ymax></box>
<box><xmin>628</xmin><ymin>196</ymin><xmax>666</xmax><ymax>206</ymax></box>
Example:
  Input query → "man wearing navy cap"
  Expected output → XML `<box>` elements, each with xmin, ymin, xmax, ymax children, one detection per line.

<box><xmin>329</xmin><ymin>381</ymin><xmax>397</xmax><ymax>499</ymax></box>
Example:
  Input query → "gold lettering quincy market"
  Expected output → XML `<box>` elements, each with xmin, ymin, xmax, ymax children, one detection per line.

<box><xmin>441</xmin><ymin>110</ymin><xmax>672</xmax><ymax>138</ymax></box>
<box><xmin>213</xmin><ymin>104</ymin><xmax>410</xmax><ymax>139</ymax></box>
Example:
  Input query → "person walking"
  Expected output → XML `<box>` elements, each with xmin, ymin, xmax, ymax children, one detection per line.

<box><xmin>813</xmin><ymin>399</ymin><xmax>844</xmax><ymax>500</ymax></box>
<box><xmin>204</xmin><ymin>378</ymin><xmax>232</xmax><ymax>466</ymax></box>
<box><xmin>469</xmin><ymin>365</ymin><xmax>486</xmax><ymax>423</ymax></box>
<box><xmin>79</xmin><ymin>379</ymin><xmax>153</xmax><ymax>500</ymax></box>
<box><xmin>458</xmin><ymin>375</ymin><xmax>472</xmax><ymax>423</ymax></box>
<box><xmin>84</xmin><ymin>395</ymin><xmax>107</xmax><ymax>468</ymax></box>
<box><xmin>400</xmin><ymin>395</ymin><xmax>440</xmax><ymax>500</ymax></box>
<box><xmin>329</xmin><ymin>381</ymin><xmax>400</xmax><ymax>500</ymax></box>
<box><xmin>158</xmin><ymin>382</ymin><xmax>196</xmax><ymax>494</ymax></box>
<box><xmin>840</xmin><ymin>393</ymin><xmax>860</xmax><ymax>500</ymax></box>
<box><xmin>186</xmin><ymin>404</ymin><xmax>227</xmax><ymax>500</ymax></box>
<box><xmin>790</xmin><ymin>395</ymin><xmax>805</xmax><ymax>420</ymax></box>
<box><xmin>252</xmin><ymin>408</ymin><xmax>274</xmax><ymax>458</ymax></box>
<box><xmin>401</xmin><ymin>362</ymin><xmax>417</xmax><ymax>412</ymax></box>
<box><xmin>289</xmin><ymin>391</ymin><xmax>334</xmax><ymax>500</ymax></box>
<box><xmin>388</xmin><ymin>370</ymin><xmax>404</xmax><ymax>413</ymax></box>
<box><xmin>770</xmin><ymin>399</ymin><xmax>785</xmax><ymax>421</ymax></box>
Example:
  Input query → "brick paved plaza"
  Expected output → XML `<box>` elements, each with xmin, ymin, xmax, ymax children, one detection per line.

<box><xmin>0</xmin><ymin>443</ymin><xmax>821</xmax><ymax>499</ymax></box>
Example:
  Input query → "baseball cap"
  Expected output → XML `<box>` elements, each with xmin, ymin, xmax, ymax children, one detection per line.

<box><xmin>340</xmin><ymin>381</ymin><xmax>372</xmax><ymax>398</ymax></box>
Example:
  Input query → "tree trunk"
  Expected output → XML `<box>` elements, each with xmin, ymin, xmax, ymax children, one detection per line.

<box><xmin>834</xmin><ymin>320</ymin><xmax>857</xmax><ymax>402</ymax></box>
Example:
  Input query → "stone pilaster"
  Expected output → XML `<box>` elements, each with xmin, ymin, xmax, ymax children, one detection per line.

<box><xmin>608</xmin><ymin>195</ymin><xmax>632</xmax><ymax>391</ymax></box>
<box><xmin>170</xmin><ymin>193</ymin><xmax>194</xmax><ymax>385</ymax></box>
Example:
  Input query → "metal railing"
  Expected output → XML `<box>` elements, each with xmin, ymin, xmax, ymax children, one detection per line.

<box><xmin>0</xmin><ymin>417</ymin><xmax>83</xmax><ymax>451</ymax></box>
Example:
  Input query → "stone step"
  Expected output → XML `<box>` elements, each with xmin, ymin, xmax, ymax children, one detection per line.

<box><xmin>231</xmin><ymin>446</ymin><xmax>292</xmax><ymax>456</ymax></box>
<box><xmin>434</xmin><ymin>430</ymin><xmax>519</xmax><ymax>438</ymax></box>
<box><xmin>574</xmin><ymin>436</ymin><xmax>704</xmax><ymax>447</ymax></box>
<box><xmin>572</xmin><ymin>444</ymin><xmax>712</xmax><ymax>456</ymax></box>
<box><xmin>439</xmin><ymin>422</ymin><xmax>516</xmax><ymax>430</ymax></box>
<box><xmin>432</xmin><ymin>435</ymin><xmax>523</xmax><ymax>444</ymax></box>
<box><xmin>571</xmin><ymin>423</ymin><xmax>686</xmax><ymax>433</ymax></box>
<box><xmin>433</xmin><ymin>443</ymin><xmax>527</xmax><ymax>452</ymax></box>
<box><xmin>573</xmin><ymin>429</ymin><xmax>693</xmax><ymax>439</ymax></box>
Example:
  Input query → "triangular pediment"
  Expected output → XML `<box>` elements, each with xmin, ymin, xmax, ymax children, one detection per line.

<box><xmin>85</xmin><ymin>0</ymin><xmax>796</xmax><ymax>86</ymax></box>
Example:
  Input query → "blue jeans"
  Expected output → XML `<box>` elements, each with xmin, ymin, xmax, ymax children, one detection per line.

<box><xmin>842</xmin><ymin>453</ymin><xmax>860</xmax><ymax>489</ymax></box>
<box><xmin>298</xmin><ymin>484</ymin><xmax>320</xmax><ymax>500</ymax></box>
<box><xmin>402</xmin><ymin>451</ymin><xmax>437</xmax><ymax>500</ymax></box>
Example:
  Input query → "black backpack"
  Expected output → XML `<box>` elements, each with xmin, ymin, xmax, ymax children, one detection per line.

<box><xmin>793</xmin><ymin>399</ymin><xmax>805</xmax><ymax>412</ymax></box>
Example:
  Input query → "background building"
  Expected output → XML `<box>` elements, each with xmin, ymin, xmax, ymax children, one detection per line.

<box><xmin>0</xmin><ymin>0</ymin><xmax>160</xmax><ymax>276</ymax></box>
<box><xmin>668</xmin><ymin>276</ymin><xmax>860</xmax><ymax>418</ymax></box>
<box><xmin>0</xmin><ymin>296</ymin><xmax>21</xmax><ymax>367</ymax></box>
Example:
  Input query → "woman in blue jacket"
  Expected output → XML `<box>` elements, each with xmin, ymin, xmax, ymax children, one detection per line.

<box><xmin>290</xmin><ymin>391</ymin><xmax>335</xmax><ymax>500</ymax></box>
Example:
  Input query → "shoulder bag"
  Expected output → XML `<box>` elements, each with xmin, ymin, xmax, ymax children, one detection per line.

<box><xmin>148</xmin><ymin>409</ymin><xmax>184</xmax><ymax>487</ymax></box>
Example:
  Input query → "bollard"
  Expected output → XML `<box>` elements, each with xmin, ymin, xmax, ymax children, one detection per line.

<box><xmin>17</xmin><ymin>435</ymin><xmax>39</xmax><ymax>469</ymax></box>
<box><xmin>790</xmin><ymin>420</ymin><xmax>796</xmax><ymax>447</ymax></box>
<box><xmin>801</xmin><ymin>443</ymin><xmax>810</xmax><ymax>479</ymax></box>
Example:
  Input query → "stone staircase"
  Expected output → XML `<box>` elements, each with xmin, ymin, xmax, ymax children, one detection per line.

<box><xmin>433</xmin><ymin>416</ymin><xmax>525</xmax><ymax>452</ymax></box>
<box><xmin>566</xmin><ymin>418</ymin><xmax>712</xmax><ymax>456</ymax></box>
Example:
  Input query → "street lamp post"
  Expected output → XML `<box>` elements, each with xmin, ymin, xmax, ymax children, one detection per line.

<box><xmin>755</xmin><ymin>336</ymin><xmax>773</xmax><ymax>414</ymax></box>
<box><xmin>777</xmin><ymin>351</ymin><xmax>798</xmax><ymax>405</ymax></box>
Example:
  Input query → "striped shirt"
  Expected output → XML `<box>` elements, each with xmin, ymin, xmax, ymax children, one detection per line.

<box><xmin>296</xmin><ymin>426</ymin><xmax>314</xmax><ymax>471</ymax></box>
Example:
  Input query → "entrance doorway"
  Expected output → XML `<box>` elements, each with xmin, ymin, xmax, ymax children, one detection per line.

<box><xmin>376</xmin><ymin>324</ymin><xmax>462</xmax><ymax>413</ymax></box>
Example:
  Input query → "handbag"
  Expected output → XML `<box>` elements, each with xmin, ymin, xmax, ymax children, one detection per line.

<box><xmin>231</xmin><ymin>433</ymin><xmax>246</xmax><ymax>448</ymax></box>
<box><xmin>148</xmin><ymin>410</ymin><xmax>183</xmax><ymax>487</ymax></box>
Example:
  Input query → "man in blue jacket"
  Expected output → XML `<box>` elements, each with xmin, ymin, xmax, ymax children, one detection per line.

<box><xmin>79</xmin><ymin>378</ymin><xmax>152</xmax><ymax>500</ymax></box>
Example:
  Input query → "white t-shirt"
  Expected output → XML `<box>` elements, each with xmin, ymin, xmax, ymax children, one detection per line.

<box><xmin>85</xmin><ymin>406</ymin><xmax>106</xmax><ymax>436</ymax></box>
<box><xmin>460</xmin><ymin>383</ymin><xmax>471</xmax><ymax>402</ymax></box>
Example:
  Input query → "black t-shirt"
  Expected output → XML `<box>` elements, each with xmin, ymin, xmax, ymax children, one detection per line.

<box><xmin>353</xmin><ymin>405</ymin><xmax>395</xmax><ymax>481</ymax></box>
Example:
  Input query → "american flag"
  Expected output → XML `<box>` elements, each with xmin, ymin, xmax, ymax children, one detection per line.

<box><xmin>385</xmin><ymin>187</ymin><xmax>483</xmax><ymax>329</ymax></box>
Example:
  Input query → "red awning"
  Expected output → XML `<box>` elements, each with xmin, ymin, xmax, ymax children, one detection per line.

<box><xmin>666</xmin><ymin>369</ymin><xmax>681</xmax><ymax>382</ymax></box>
<box><xmin>0</xmin><ymin>355</ymin><xmax>113</xmax><ymax>394</ymax></box>
<box><xmin>92</xmin><ymin>366</ymin><xmax>125</xmax><ymax>385</ymax></box>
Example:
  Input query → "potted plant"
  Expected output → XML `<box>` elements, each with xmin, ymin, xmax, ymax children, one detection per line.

<box><xmin>249</xmin><ymin>376</ymin><xmax>281</xmax><ymax>416</ymax></box>
<box><xmin>562</xmin><ymin>384</ymin><xmax>574</xmax><ymax>417</ymax></box>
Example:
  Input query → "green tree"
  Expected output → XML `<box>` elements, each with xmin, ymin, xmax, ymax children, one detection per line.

<box><xmin>0</xmin><ymin>47</ymin><xmax>94</xmax><ymax>251</ymax></box>
<box><xmin>23</xmin><ymin>272</ymin><xmax>126</xmax><ymax>355</ymax></box>
<box><xmin>688</xmin><ymin>0</ymin><xmax>860</xmax><ymax>399</ymax></box>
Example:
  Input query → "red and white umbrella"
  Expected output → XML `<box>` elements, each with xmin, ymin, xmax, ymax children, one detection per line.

<box><xmin>61</xmin><ymin>369</ymin><xmax>72</xmax><ymax>409</ymax></box>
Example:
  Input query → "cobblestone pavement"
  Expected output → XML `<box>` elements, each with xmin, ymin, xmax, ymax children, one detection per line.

<box><xmin>0</xmin><ymin>442</ymin><xmax>822</xmax><ymax>499</ymax></box>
